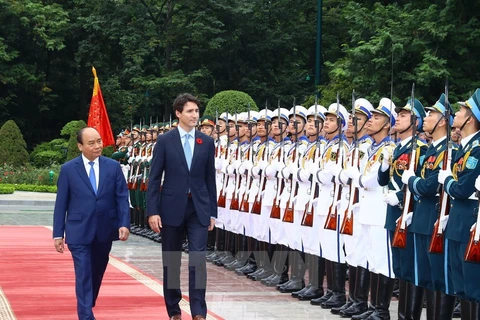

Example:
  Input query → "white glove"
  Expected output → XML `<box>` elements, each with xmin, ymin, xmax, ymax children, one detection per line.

<box><xmin>381</xmin><ymin>147</ymin><xmax>393</xmax><ymax>172</ymax></box>
<box><xmin>251</xmin><ymin>166</ymin><xmax>261</xmax><ymax>178</ymax></box>
<box><xmin>440</xmin><ymin>215</ymin><xmax>449</xmax><ymax>231</ymax></box>
<box><xmin>242</xmin><ymin>161</ymin><xmax>253</xmax><ymax>175</ymax></box>
<box><xmin>264</xmin><ymin>161</ymin><xmax>280</xmax><ymax>178</ymax></box>
<box><xmin>338</xmin><ymin>169</ymin><xmax>350</xmax><ymax>185</ymax></box>
<box><xmin>330</xmin><ymin>164</ymin><xmax>342</xmax><ymax>178</ymax></box>
<box><xmin>471</xmin><ymin>222</ymin><xmax>477</xmax><ymax>232</ymax></box>
<box><xmin>396</xmin><ymin>212</ymin><xmax>413</xmax><ymax>227</ymax></box>
<box><xmin>359</xmin><ymin>171</ymin><xmax>379</xmax><ymax>189</ymax></box>
<box><xmin>316</xmin><ymin>169</ymin><xmax>334</xmax><ymax>186</ymax></box>
<box><xmin>333</xmin><ymin>200</ymin><xmax>342</xmax><ymax>212</ymax></box>
<box><xmin>258</xmin><ymin>160</ymin><xmax>268</xmax><ymax>170</ymax></box>
<box><xmin>475</xmin><ymin>176</ymin><xmax>480</xmax><ymax>191</ymax></box>
<box><xmin>384</xmin><ymin>193</ymin><xmax>400</xmax><ymax>206</ymax></box>
<box><xmin>226</xmin><ymin>163</ymin><xmax>236</xmax><ymax>176</ymax></box>
<box><xmin>281</xmin><ymin>166</ymin><xmax>292</xmax><ymax>179</ymax></box>
<box><xmin>438</xmin><ymin>168</ymin><xmax>452</xmax><ymax>184</ymax></box>
<box><xmin>215</xmin><ymin>158</ymin><xmax>224</xmax><ymax>170</ymax></box>
<box><xmin>401</xmin><ymin>169</ymin><xmax>416</xmax><ymax>185</ymax></box>
<box><xmin>350</xmin><ymin>203</ymin><xmax>360</xmax><ymax>216</ymax></box>
<box><xmin>345</xmin><ymin>166</ymin><xmax>361</xmax><ymax>184</ymax></box>
<box><xmin>298</xmin><ymin>168</ymin><xmax>311</xmax><ymax>182</ymax></box>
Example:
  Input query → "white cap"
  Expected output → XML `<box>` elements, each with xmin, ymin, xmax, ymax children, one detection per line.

<box><xmin>372</xmin><ymin>98</ymin><xmax>397</xmax><ymax>127</ymax></box>
<box><xmin>271</xmin><ymin>108</ymin><xmax>290</xmax><ymax>122</ymax></box>
<box><xmin>307</xmin><ymin>105</ymin><xmax>327</xmax><ymax>121</ymax></box>
<box><xmin>354</xmin><ymin>98</ymin><xmax>374</xmax><ymax>119</ymax></box>
<box><xmin>288</xmin><ymin>105</ymin><xmax>309</xmax><ymax>122</ymax></box>
<box><xmin>325</xmin><ymin>103</ymin><xmax>350</xmax><ymax>131</ymax></box>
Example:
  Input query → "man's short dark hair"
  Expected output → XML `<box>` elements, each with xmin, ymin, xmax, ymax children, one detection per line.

<box><xmin>77</xmin><ymin>127</ymin><xmax>94</xmax><ymax>144</ymax></box>
<box><xmin>173</xmin><ymin>93</ymin><xmax>200</xmax><ymax>113</ymax></box>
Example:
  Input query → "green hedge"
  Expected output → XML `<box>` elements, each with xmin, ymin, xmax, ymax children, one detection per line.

<box><xmin>0</xmin><ymin>185</ymin><xmax>15</xmax><ymax>194</ymax></box>
<box><xmin>0</xmin><ymin>184</ymin><xmax>57</xmax><ymax>193</ymax></box>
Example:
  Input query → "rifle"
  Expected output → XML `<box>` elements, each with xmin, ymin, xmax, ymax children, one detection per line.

<box><xmin>240</xmin><ymin>104</ymin><xmax>253</xmax><ymax>212</ymax></box>
<box><xmin>325</xmin><ymin>93</ymin><xmax>343</xmax><ymax>231</ymax></box>
<box><xmin>392</xmin><ymin>83</ymin><xmax>417</xmax><ymax>248</ymax></box>
<box><xmin>230</xmin><ymin>107</ymin><xmax>241</xmax><ymax>210</ymax></box>
<box><xmin>340</xmin><ymin>90</ymin><xmax>358</xmax><ymax>235</ymax></box>
<box><xmin>464</xmin><ymin>191</ymin><xmax>480</xmax><ymax>263</ymax></box>
<box><xmin>271</xmin><ymin>101</ymin><xmax>284</xmax><ymax>219</ymax></box>
<box><xmin>429</xmin><ymin>80</ymin><xmax>451</xmax><ymax>254</ymax></box>
<box><xmin>302</xmin><ymin>96</ymin><xmax>321</xmax><ymax>227</ymax></box>
<box><xmin>282</xmin><ymin>100</ymin><xmax>297</xmax><ymax>223</ymax></box>
<box><xmin>215</xmin><ymin>106</ymin><xmax>220</xmax><ymax>157</ymax></box>
<box><xmin>217</xmin><ymin>108</ymin><xmax>230</xmax><ymax>208</ymax></box>
<box><xmin>251</xmin><ymin>102</ymin><xmax>270</xmax><ymax>214</ymax></box>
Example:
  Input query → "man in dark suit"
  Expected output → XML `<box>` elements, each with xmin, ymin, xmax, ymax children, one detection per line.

<box><xmin>53</xmin><ymin>127</ymin><xmax>130</xmax><ymax>320</ymax></box>
<box><xmin>147</xmin><ymin>93</ymin><xmax>217</xmax><ymax>320</ymax></box>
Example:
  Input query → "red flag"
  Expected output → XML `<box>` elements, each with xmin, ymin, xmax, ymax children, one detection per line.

<box><xmin>87</xmin><ymin>66</ymin><xmax>115</xmax><ymax>147</ymax></box>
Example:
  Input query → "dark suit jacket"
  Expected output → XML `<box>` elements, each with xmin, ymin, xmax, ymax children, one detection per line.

<box><xmin>146</xmin><ymin>128</ymin><xmax>217</xmax><ymax>226</ymax></box>
<box><xmin>53</xmin><ymin>155</ymin><xmax>130</xmax><ymax>244</ymax></box>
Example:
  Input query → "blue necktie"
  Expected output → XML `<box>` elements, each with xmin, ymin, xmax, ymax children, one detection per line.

<box><xmin>184</xmin><ymin>134</ymin><xmax>193</xmax><ymax>170</ymax></box>
<box><xmin>88</xmin><ymin>161</ymin><xmax>97</xmax><ymax>195</ymax></box>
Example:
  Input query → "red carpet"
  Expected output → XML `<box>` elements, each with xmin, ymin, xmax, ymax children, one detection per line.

<box><xmin>0</xmin><ymin>226</ymin><xmax>221</xmax><ymax>320</ymax></box>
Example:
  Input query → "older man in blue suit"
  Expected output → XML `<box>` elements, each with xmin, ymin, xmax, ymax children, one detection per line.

<box><xmin>53</xmin><ymin>127</ymin><xmax>130</xmax><ymax>320</ymax></box>
<box><xmin>147</xmin><ymin>93</ymin><xmax>217</xmax><ymax>320</ymax></box>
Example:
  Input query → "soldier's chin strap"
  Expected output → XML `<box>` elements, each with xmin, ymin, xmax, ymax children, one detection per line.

<box><xmin>459</xmin><ymin>115</ymin><xmax>471</xmax><ymax>132</ymax></box>
<box><xmin>427</xmin><ymin>113</ymin><xmax>446</xmax><ymax>136</ymax></box>
<box><xmin>398</xmin><ymin>122</ymin><xmax>413</xmax><ymax>135</ymax></box>
<box><xmin>325</xmin><ymin>123</ymin><xmax>340</xmax><ymax>136</ymax></box>
<box><xmin>370</xmin><ymin>120</ymin><xmax>390</xmax><ymax>137</ymax></box>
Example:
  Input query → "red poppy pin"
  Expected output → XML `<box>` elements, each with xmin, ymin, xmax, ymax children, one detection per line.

<box><xmin>196</xmin><ymin>138</ymin><xmax>203</xmax><ymax>144</ymax></box>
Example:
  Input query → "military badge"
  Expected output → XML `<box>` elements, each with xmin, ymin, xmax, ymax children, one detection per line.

<box><xmin>395</xmin><ymin>154</ymin><xmax>410</xmax><ymax>171</ymax></box>
<box><xmin>359</xmin><ymin>151</ymin><xmax>365</xmax><ymax>159</ymax></box>
<box><xmin>426</xmin><ymin>156</ymin><xmax>436</xmax><ymax>170</ymax></box>
<box><xmin>466</xmin><ymin>157</ymin><xmax>478</xmax><ymax>170</ymax></box>
<box><xmin>330</xmin><ymin>152</ymin><xmax>337</xmax><ymax>162</ymax></box>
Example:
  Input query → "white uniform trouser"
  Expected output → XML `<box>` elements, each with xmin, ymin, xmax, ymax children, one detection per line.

<box><xmin>361</xmin><ymin>224</ymin><xmax>395</xmax><ymax>278</ymax></box>
<box><xmin>245</xmin><ymin>178</ymin><xmax>260</xmax><ymax>238</ymax></box>
<box><xmin>344</xmin><ymin>213</ymin><xmax>367</xmax><ymax>269</ymax></box>
<box><xmin>256</xmin><ymin>205</ymin><xmax>271</xmax><ymax>242</ymax></box>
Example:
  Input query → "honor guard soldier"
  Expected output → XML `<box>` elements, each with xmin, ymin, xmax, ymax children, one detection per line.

<box><xmin>199</xmin><ymin>116</ymin><xmax>215</xmax><ymax>137</ymax></box>
<box><xmin>294</xmin><ymin>104</ymin><xmax>327</xmax><ymax>301</ymax></box>
<box><xmin>334</xmin><ymin>98</ymin><xmax>375</xmax><ymax>318</ymax></box>
<box><xmin>262</xmin><ymin>107</ymin><xmax>291</xmax><ymax>287</ymax></box>
<box><xmin>310</xmin><ymin>102</ymin><xmax>350</xmax><ymax>309</ymax></box>
<box><xmin>127</xmin><ymin>124</ymin><xmax>142</xmax><ymax>232</ymax></box>
<box><xmin>401</xmin><ymin>93</ymin><xmax>456</xmax><ymax>319</ymax></box>
<box><xmin>277</xmin><ymin>105</ymin><xmax>309</xmax><ymax>294</ymax></box>
<box><xmin>378</xmin><ymin>97</ymin><xmax>427</xmax><ymax>320</ymax></box>
<box><xmin>438</xmin><ymin>88</ymin><xmax>480</xmax><ymax>319</ymax></box>
<box><xmin>249</xmin><ymin>109</ymin><xmax>275</xmax><ymax>281</ymax></box>
<box><xmin>208</xmin><ymin>112</ymin><xmax>230</xmax><ymax>264</ymax></box>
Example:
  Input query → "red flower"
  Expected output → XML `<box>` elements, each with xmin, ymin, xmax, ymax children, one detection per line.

<box><xmin>196</xmin><ymin>138</ymin><xmax>203</xmax><ymax>144</ymax></box>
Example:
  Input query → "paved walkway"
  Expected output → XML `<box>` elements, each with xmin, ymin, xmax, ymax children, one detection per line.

<box><xmin>0</xmin><ymin>191</ymin><xmax>418</xmax><ymax>320</ymax></box>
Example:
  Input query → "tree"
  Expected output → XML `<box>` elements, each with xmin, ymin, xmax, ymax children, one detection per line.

<box><xmin>63</xmin><ymin>120</ymin><xmax>86</xmax><ymax>161</ymax></box>
<box><xmin>204</xmin><ymin>90</ymin><xmax>258</xmax><ymax>116</ymax></box>
<box><xmin>0</xmin><ymin>120</ymin><xmax>29</xmax><ymax>166</ymax></box>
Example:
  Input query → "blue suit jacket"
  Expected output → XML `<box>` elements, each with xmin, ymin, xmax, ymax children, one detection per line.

<box><xmin>53</xmin><ymin>155</ymin><xmax>130</xmax><ymax>244</ymax></box>
<box><xmin>146</xmin><ymin>128</ymin><xmax>217</xmax><ymax>226</ymax></box>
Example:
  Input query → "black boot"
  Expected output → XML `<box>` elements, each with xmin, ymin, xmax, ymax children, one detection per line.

<box><xmin>278</xmin><ymin>250</ymin><xmax>305</xmax><ymax>293</ymax></box>
<box><xmin>365</xmin><ymin>273</ymin><xmax>395</xmax><ymax>320</ymax></box>
<box><xmin>352</xmin><ymin>272</ymin><xmax>378</xmax><ymax>320</ymax></box>
<box><xmin>332</xmin><ymin>265</ymin><xmax>356</xmax><ymax>314</ymax></box>
<box><xmin>248</xmin><ymin>240</ymin><xmax>264</xmax><ymax>279</ymax></box>
<box><xmin>252</xmin><ymin>241</ymin><xmax>274</xmax><ymax>281</ymax></box>
<box><xmin>214</xmin><ymin>230</ymin><xmax>235</xmax><ymax>266</ymax></box>
<box><xmin>311</xmin><ymin>258</ymin><xmax>332</xmax><ymax>305</ymax></box>
<box><xmin>453</xmin><ymin>298</ymin><xmax>461</xmax><ymax>318</ymax></box>
<box><xmin>235</xmin><ymin>237</ymin><xmax>257</xmax><ymax>275</ymax></box>
<box><xmin>225</xmin><ymin>233</ymin><xmax>246</xmax><ymax>270</ymax></box>
<box><xmin>340</xmin><ymin>266</ymin><xmax>370</xmax><ymax>318</ymax></box>
<box><xmin>263</xmin><ymin>244</ymin><xmax>289</xmax><ymax>287</ymax></box>
<box><xmin>470</xmin><ymin>301</ymin><xmax>478</xmax><ymax>320</ymax></box>
<box><xmin>434</xmin><ymin>291</ymin><xmax>455</xmax><ymax>320</ymax></box>
<box><xmin>298</xmin><ymin>254</ymin><xmax>324</xmax><ymax>300</ymax></box>
<box><xmin>397</xmin><ymin>279</ymin><xmax>407</xmax><ymax>320</ymax></box>
<box><xmin>460</xmin><ymin>300</ymin><xmax>471</xmax><ymax>320</ymax></box>
<box><xmin>424</xmin><ymin>289</ymin><xmax>435</xmax><ymax>320</ymax></box>
<box><xmin>207</xmin><ymin>228</ymin><xmax>224</xmax><ymax>262</ymax></box>
<box><xmin>404</xmin><ymin>282</ymin><xmax>424</xmax><ymax>320</ymax></box>
<box><xmin>321</xmin><ymin>261</ymin><xmax>347</xmax><ymax>309</ymax></box>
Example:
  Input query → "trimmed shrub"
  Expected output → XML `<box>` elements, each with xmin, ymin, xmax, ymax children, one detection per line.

<box><xmin>204</xmin><ymin>90</ymin><xmax>258</xmax><ymax>116</ymax></box>
<box><xmin>0</xmin><ymin>185</ymin><xmax>15</xmax><ymax>194</ymax></box>
<box><xmin>1</xmin><ymin>184</ymin><xmax>57</xmax><ymax>193</ymax></box>
<box><xmin>0</xmin><ymin>120</ymin><xmax>29</xmax><ymax>167</ymax></box>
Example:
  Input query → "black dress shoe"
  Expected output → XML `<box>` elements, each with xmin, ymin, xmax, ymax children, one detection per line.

<box><xmin>310</xmin><ymin>290</ymin><xmax>333</xmax><ymax>305</ymax></box>
<box><xmin>260</xmin><ymin>273</ymin><xmax>276</xmax><ymax>285</ymax></box>
<box><xmin>321</xmin><ymin>292</ymin><xmax>346</xmax><ymax>309</ymax></box>
<box><xmin>298</xmin><ymin>287</ymin><xmax>324</xmax><ymax>301</ymax></box>
<box><xmin>224</xmin><ymin>258</ymin><xmax>245</xmax><ymax>271</ymax></box>
<box><xmin>331</xmin><ymin>300</ymin><xmax>352</xmax><ymax>315</ymax></box>
<box><xmin>292</xmin><ymin>284</ymin><xmax>311</xmax><ymax>298</ymax></box>
<box><xmin>247</xmin><ymin>267</ymin><xmax>264</xmax><ymax>279</ymax></box>
<box><xmin>453</xmin><ymin>300</ymin><xmax>461</xmax><ymax>318</ymax></box>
